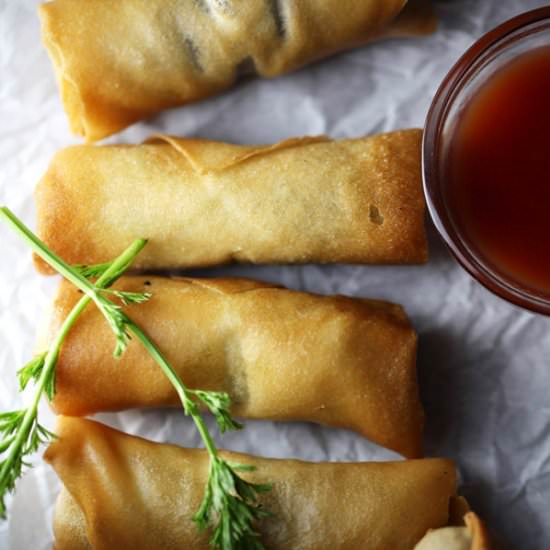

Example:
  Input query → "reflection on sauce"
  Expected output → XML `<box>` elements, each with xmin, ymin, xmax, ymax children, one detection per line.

<box><xmin>446</xmin><ymin>46</ymin><xmax>550</xmax><ymax>295</ymax></box>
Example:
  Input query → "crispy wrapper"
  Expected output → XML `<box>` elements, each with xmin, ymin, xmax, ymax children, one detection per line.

<box><xmin>44</xmin><ymin>276</ymin><xmax>424</xmax><ymax>458</ymax></box>
<box><xmin>39</xmin><ymin>0</ymin><xmax>436</xmax><ymax>140</ymax></box>
<box><xmin>34</xmin><ymin>130</ymin><xmax>427</xmax><ymax>273</ymax></box>
<box><xmin>46</xmin><ymin>417</ymin><xmax>456</xmax><ymax>550</ymax></box>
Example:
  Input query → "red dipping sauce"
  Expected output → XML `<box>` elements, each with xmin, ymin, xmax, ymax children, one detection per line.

<box><xmin>424</xmin><ymin>7</ymin><xmax>550</xmax><ymax>313</ymax></box>
<box><xmin>446</xmin><ymin>46</ymin><xmax>550</xmax><ymax>295</ymax></box>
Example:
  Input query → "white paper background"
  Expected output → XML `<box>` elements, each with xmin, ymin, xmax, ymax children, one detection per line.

<box><xmin>1</xmin><ymin>1</ymin><xmax>550</xmax><ymax>548</ymax></box>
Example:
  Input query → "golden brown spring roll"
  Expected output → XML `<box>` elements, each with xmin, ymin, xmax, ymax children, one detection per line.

<box><xmin>39</xmin><ymin>0</ymin><xmax>436</xmax><ymax>141</ymax></box>
<box><xmin>44</xmin><ymin>276</ymin><xmax>424</xmax><ymax>458</ymax></box>
<box><xmin>34</xmin><ymin>130</ymin><xmax>427</xmax><ymax>273</ymax></box>
<box><xmin>46</xmin><ymin>417</ymin><xmax>456</xmax><ymax>550</ymax></box>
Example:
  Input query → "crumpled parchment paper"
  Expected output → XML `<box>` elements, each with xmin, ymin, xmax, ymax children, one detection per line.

<box><xmin>1</xmin><ymin>1</ymin><xmax>549</xmax><ymax>548</ymax></box>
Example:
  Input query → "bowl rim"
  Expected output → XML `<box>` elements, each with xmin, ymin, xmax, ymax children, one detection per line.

<box><xmin>422</xmin><ymin>6</ymin><xmax>550</xmax><ymax>315</ymax></box>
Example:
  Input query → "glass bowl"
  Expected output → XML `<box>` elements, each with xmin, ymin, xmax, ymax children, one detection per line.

<box><xmin>423</xmin><ymin>6</ymin><xmax>550</xmax><ymax>315</ymax></box>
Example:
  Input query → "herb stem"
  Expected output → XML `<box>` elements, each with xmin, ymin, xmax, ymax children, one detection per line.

<box><xmin>126</xmin><ymin>323</ymin><xmax>220</xmax><ymax>458</ymax></box>
<box><xmin>0</xmin><ymin>207</ymin><xmax>142</xmax><ymax>339</ymax></box>
<box><xmin>1</xmin><ymin>207</ymin><xmax>218</xmax><ymax>458</ymax></box>
<box><xmin>0</xmin><ymin>207</ymin><xmax>96</xmax><ymax>292</ymax></box>
<box><xmin>0</xmin><ymin>211</ymin><xmax>147</xmax><ymax>503</ymax></box>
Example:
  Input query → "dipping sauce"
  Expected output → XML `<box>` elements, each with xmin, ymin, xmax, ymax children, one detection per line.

<box><xmin>445</xmin><ymin>46</ymin><xmax>550</xmax><ymax>295</ymax></box>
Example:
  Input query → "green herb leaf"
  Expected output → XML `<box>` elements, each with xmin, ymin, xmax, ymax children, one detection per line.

<box><xmin>17</xmin><ymin>352</ymin><xmax>47</xmax><ymax>392</ymax></box>
<box><xmin>99</xmin><ymin>300</ymin><xmax>132</xmax><ymax>357</ymax></box>
<box><xmin>0</xmin><ymin>411</ymin><xmax>55</xmax><ymax>519</ymax></box>
<box><xmin>102</xmin><ymin>289</ymin><xmax>152</xmax><ymax>306</ymax></box>
<box><xmin>73</xmin><ymin>262</ymin><xmax>112</xmax><ymax>278</ymax></box>
<box><xmin>194</xmin><ymin>457</ymin><xmax>271</xmax><ymax>550</ymax></box>
<box><xmin>17</xmin><ymin>352</ymin><xmax>57</xmax><ymax>402</ymax></box>
<box><xmin>192</xmin><ymin>390</ymin><xmax>243</xmax><ymax>434</ymax></box>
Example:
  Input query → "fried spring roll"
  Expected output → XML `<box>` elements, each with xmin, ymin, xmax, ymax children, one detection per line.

<box><xmin>45</xmin><ymin>417</ymin><xmax>456</xmax><ymax>550</ymax></box>
<box><xmin>39</xmin><ymin>0</ymin><xmax>436</xmax><ymax>141</ymax></box>
<box><xmin>34</xmin><ymin>130</ymin><xmax>427</xmax><ymax>273</ymax></box>
<box><xmin>44</xmin><ymin>276</ymin><xmax>424</xmax><ymax>458</ymax></box>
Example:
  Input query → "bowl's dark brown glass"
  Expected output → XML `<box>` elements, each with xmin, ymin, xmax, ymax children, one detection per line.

<box><xmin>423</xmin><ymin>7</ymin><xmax>550</xmax><ymax>315</ymax></box>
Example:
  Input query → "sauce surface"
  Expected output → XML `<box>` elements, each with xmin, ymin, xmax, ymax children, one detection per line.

<box><xmin>446</xmin><ymin>46</ymin><xmax>550</xmax><ymax>295</ymax></box>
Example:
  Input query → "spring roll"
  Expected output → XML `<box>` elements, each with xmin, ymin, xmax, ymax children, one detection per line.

<box><xmin>45</xmin><ymin>417</ymin><xmax>456</xmax><ymax>550</ymax></box>
<box><xmin>44</xmin><ymin>276</ymin><xmax>424</xmax><ymax>458</ymax></box>
<box><xmin>34</xmin><ymin>130</ymin><xmax>427</xmax><ymax>273</ymax></box>
<box><xmin>39</xmin><ymin>0</ymin><xmax>436</xmax><ymax>141</ymax></box>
